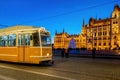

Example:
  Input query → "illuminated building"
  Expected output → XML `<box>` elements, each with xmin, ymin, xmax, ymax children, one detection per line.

<box><xmin>54</xmin><ymin>23</ymin><xmax>86</xmax><ymax>49</ymax></box>
<box><xmin>54</xmin><ymin>4</ymin><xmax>120</xmax><ymax>50</ymax></box>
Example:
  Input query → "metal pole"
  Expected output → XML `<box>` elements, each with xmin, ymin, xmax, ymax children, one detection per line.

<box><xmin>38</xmin><ymin>29</ymin><xmax>42</xmax><ymax>56</ymax></box>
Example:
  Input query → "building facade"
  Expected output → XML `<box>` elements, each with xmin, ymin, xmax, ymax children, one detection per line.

<box><xmin>54</xmin><ymin>4</ymin><xmax>120</xmax><ymax>50</ymax></box>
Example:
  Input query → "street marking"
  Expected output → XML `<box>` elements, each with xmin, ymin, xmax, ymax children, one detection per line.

<box><xmin>0</xmin><ymin>65</ymin><xmax>76</xmax><ymax>80</ymax></box>
<box><xmin>0</xmin><ymin>75</ymin><xmax>16</xmax><ymax>80</ymax></box>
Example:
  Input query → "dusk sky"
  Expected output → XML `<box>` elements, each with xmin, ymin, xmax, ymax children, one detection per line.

<box><xmin>0</xmin><ymin>0</ymin><xmax>120</xmax><ymax>42</ymax></box>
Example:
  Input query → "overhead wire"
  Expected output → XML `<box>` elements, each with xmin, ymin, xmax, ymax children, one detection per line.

<box><xmin>0</xmin><ymin>24</ymin><xmax>9</xmax><ymax>27</ymax></box>
<box><xmin>20</xmin><ymin>0</ymin><xmax>120</xmax><ymax>24</ymax></box>
<box><xmin>0</xmin><ymin>0</ymin><xmax>120</xmax><ymax>27</ymax></box>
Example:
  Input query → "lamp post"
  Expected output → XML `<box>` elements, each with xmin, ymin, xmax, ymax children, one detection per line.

<box><xmin>92</xmin><ymin>28</ymin><xmax>94</xmax><ymax>50</ymax></box>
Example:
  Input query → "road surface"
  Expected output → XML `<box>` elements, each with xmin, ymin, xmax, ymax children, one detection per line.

<box><xmin>0</xmin><ymin>56</ymin><xmax>120</xmax><ymax>80</ymax></box>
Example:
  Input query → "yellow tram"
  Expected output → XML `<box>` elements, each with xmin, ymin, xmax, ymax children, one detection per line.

<box><xmin>0</xmin><ymin>25</ymin><xmax>53</xmax><ymax>64</ymax></box>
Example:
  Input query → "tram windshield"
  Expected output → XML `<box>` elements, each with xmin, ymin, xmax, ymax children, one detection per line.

<box><xmin>32</xmin><ymin>31</ymin><xmax>51</xmax><ymax>47</ymax></box>
<box><xmin>41</xmin><ymin>35</ymin><xmax>51</xmax><ymax>47</ymax></box>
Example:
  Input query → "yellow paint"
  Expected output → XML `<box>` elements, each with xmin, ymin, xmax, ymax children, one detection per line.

<box><xmin>0</xmin><ymin>47</ymin><xmax>18</xmax><ymax>62</ymax></box>
<box><xmin>0</xmin><ymin>46</ymin><xmax>52</xmax><ymax>64</ymax></box>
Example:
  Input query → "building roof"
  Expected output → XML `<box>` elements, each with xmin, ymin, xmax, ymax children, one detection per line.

<box><xmin>94</xmin><ymin>18</ymin><xmax>111</xmax><ymax>24</ymax></box>
<box><xmin>114</xmin><ymin>4</ymin><xmax>120</xmax><ymax>11</ymax></box>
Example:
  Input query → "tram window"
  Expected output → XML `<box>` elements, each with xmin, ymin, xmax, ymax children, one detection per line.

<box><xmin>18</xmin><ymin>35</ymin><xmax>21</xmax><ymax>46</ymax></box>
<box><xmin>8</xmin><ymin>34</ymin><xmax>16</xmax><ymax>46</ymax></box>
<box><xmin>4</xmin><ymin>36</ymin><xmax>8</xmax><ymax>46</ymax></box>
<box><xmin>0</xmin><ymin>35</ymin><xmax>16</xmax><ymax>47</ymax></box>
<box><xmin>18</xmin><ymin>34</ymin><xmax>30</xmax><ymax>46</ymax></box>
<box><xmin>0</xmin><ymin>36</ymin><xmax>8</xmax><ymax>46</ymax></box>
<box><xmin>33</xmin><ymin>33</ymin><xmax>40</xmax><ymax>46</ymax></box>
<box><xmin>0</xmin><ymin>36</ymin><xmax>4</xmax><ymax>46</ymax></box>
<box><xmin>25</xmin><ymin>34</ymin><xmax>30</xmax><ymax>45</ymax></box>
<box><xmin>41</xmin><ymin>35</ymin><xmax>51</xmax><ymax>47</ymax></box>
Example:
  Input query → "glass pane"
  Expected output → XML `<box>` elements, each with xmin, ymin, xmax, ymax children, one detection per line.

<box><xmin>33</xmin><ymin>33</ymin><xmax>40</xmax><ymax>46</ymax></box>
<box><xmin>18</xmin><ymin>35</ymin><xmax>21</xmax><ymax>46</ymax></box>
<box><xmin>18</xmin><ymin>34</ymin><xmax>25</xmax><ymax>46</ymax></box>
<box><xmin>3</xmin><ymin>36</ymin><xmax>8</xmax><ymax>46</ymax></box>
<box><xmin>41</xmin><ymin>35</ymin><xmax>51</xmax><ymax>47</ymax></box>
<box><xmin>18</xmin><ymin>34</ymin><xmax>30</xmax><ymax>46</ymax></box>
<box><xmin>21</xmin><ymin>34</ymin><xmax>25</xmax><ymax>45</ymax></box>
<box><xmin>0</xmin><ymin>36</ymin><xmax>4</xmax><ymax>46</ymax></box>
<box><xmin>25</xmin><ymin>34</ymin><xmax>30</xmax><ymax>45</ymax></box>
<box><xmin>8</xmin><ymin>34</ymin><xmax>16</xmax><ymax>46</ymax></box>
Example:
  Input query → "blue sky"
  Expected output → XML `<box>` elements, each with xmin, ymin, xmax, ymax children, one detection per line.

<box><xmin>0</xmin><ymin>0</ymin><xmax>120</xmax><ymax>42</ymax></box>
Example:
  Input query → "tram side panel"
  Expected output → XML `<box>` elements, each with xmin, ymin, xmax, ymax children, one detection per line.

<box><xmin>28</xmin><ymin>47</ymin><xmax>52</xmax><ymax>64</ymax></box>
<box><xmin>28</xmin><ymin>47</ymin><xmax>42</xmax><ymax>64</ymax></box>
<box><xmin>0</xmin><ymin>47</ymin><xmax>18</xmax><ymax>62</ymax></box>
<box><xmin>18</xmin><ymin>46</ymin><xmax>24</xmax><ymax>62</ymax></box>
<box><xmin>41</xmin><ymin>47</ymin><xmax>52</xmax><ymax>61</ymax></box>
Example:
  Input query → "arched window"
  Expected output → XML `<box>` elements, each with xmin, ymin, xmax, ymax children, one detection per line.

<box><xmin>68</xmin><ymin>38</ymin><xmax>76</xmax><ymax>49</ymax></box>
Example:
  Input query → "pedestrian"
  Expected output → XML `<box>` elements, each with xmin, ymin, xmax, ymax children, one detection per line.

<box><xmin>61</xmin><ymin>48</ymin><xmax>65</xmax><ymax>58</ymax></box>
<box><xmin>65</xmin><ymin>48</ymin><xmax>69</xmax><ymax>58</ymax></box>
<box><xmin>92</xmin><ymin>48</ymin><xmax>96</xmax><ymax>58</ymax></box>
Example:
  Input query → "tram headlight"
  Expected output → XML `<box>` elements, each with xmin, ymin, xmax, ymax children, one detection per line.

<box><xmin>47</xmin><ymin>53</ymin><xmax>50</xmax><ymax>56</ymax></box>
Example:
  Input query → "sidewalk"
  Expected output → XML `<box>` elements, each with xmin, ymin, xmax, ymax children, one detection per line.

<box><xmin>53</xmin><ymin>52</ymin><xmax>120</xmax><ymax>59</ymax></box>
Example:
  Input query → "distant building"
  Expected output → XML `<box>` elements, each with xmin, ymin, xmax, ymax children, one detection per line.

<box><xmin>54</xmin><ymin>4</ymin><xmax>120</xmax><ymax>50</ymax></box>
<box><xmin>54</xmin><ymin>23</ymin><xmax>86</xmax><ymax>49</ymax></box>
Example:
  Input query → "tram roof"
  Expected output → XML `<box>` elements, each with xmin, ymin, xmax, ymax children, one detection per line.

<box><xmin>0</xmin><ymin>25</ymin><xmax>50</xmax><ymax>35</ymax></box>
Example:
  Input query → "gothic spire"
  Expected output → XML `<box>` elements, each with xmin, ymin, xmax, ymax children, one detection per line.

<box><xmin>62</xmin><ymin>28</ymin><xmax>65</xmax><ymax>33</ymax></box>
<box><xmin>55</xmin><ymin>29</ymin><xmax>57</xmax><ymax>34</ymax></box>
<box><xmin>82</xmin><ymin>19</ymin><xmax>85</xmax><ymax>27</ymax></box>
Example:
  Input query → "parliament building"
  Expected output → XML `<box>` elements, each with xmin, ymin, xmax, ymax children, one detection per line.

<box><xmin>54</xmin><ymin>4</ymin><xmax>120</xmax><ymax>50</ymax></box>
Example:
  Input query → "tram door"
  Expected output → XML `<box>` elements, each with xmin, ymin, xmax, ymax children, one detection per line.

<box><xmin>18</xmin><ymin>34</ymin><xmax>30</xmax><ymax>63</ymax></box>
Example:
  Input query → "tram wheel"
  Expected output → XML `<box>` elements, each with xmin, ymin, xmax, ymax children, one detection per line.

<box><xmin>40</xmin><ymin>60</ymin><xmax>54</xmax><ymax>66</ymax></box>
